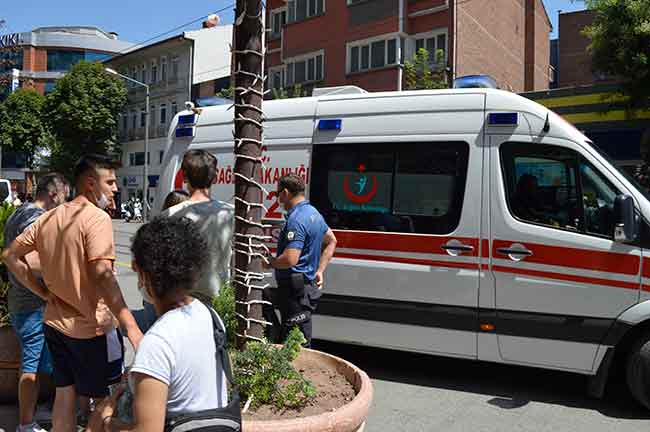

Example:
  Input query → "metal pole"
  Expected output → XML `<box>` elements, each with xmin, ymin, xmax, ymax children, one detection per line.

<box><xmin>143</xmin><ymin>85</ymin><xmax>150</xmax><ymax>222</ymax></box>
<box><xmin>104</xmin><ymin>68</ymin><xmax>151</xmax><ymax>221</ymax></box>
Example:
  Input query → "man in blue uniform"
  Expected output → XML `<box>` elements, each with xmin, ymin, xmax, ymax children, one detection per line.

<box><xmin>265</xmin><ymin>174</ymin><xmax>337</xmax><ymax>347</ymax></box>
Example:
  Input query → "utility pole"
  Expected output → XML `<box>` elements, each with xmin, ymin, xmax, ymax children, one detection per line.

<box><xmin>143</xmin><ymin>86</ymin><xmax>149</xmax><ymax>222</ymax></box>
<box><xmin>232</xmin><ymin>0</ymin><xmax>267</xmax><ymax>349</ymax></box>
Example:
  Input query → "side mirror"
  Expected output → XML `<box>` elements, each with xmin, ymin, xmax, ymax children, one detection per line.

<box><xmin>613</xmin><ymin>194</ymin><xmax>636</xmax><ymax>243</ymax></box>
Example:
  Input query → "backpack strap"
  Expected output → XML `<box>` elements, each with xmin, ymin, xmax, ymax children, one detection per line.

<box><xmin>203</xmin><ymin>302</ymin><xmax>237</xmax><ymax>388</ymax></box>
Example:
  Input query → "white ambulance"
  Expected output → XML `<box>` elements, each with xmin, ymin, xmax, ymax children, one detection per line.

<box><xmin>154</xmin><ymin>86</ymin><xmax>650</xmax><ymax>408</ymax></box>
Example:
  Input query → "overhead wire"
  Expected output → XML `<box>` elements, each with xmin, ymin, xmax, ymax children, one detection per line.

<box><xmin>116</xmin><ymin>3</ymin><xmax>237</xmax><ymax>55</ymax></box>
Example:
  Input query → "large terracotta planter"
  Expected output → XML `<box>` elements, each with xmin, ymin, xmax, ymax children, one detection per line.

<box><xmin>0</xmin><ymin>324</ymin><xmax>54</xmax><ymax>403</ymax></box>
<box><xmin>0</xmin><ymin>325</ymin><xmax>22</xmax><ymax>403</ymax></box>
<box><xmin>243</xmin><ymin>348</ymin><xmax>373</xmax><ymax>432</ymax></box>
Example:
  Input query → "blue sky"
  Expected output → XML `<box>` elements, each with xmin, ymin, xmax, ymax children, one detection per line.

<box><xmin>1</xmin><ymin>0</ymin><xmax>584</xmax><ymax>46</ymax></box>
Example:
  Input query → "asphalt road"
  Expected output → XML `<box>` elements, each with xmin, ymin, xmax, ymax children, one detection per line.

<box><xmin>111</xmin><ymin>220</ymin><xmax>650</xmax><ymax>432</ymax></box>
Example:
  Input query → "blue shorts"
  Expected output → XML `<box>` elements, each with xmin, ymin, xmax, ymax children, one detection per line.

<box><xmin>10</xmin><ymin>308</ymin><xmax>53</xmax><ymax>375</ymax></box>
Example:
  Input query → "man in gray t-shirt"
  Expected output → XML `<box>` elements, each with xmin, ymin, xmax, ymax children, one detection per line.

<box><xmin>7</xmin><ymin>204</ymin><xmax>46</xmax><ymax>314</ymax></box>
<box><xmin>5</xmin><ymin>174</ymin><xmax>68</xmax><ymax>432</ymax></box>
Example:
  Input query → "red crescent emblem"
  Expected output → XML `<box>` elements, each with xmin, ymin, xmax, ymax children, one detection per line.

<box><xmin>343</xmin><ymin>176</ymin><xmax>378</xmax><ymax>204</ymax></box>
<box><xmin>174</xmin><ymin>170</ymin><xmax>185</xmax><ymax>189</ymax></box>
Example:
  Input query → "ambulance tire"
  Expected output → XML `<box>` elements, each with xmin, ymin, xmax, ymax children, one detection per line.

<box><xmin>626</xmin><ymin>332</ymin><xmax>650</xmax><ymax>410</ymax></box>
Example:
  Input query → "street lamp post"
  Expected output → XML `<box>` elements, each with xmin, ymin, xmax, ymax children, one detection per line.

<box><xmin>105</xmin><ymin>67</ymin><xmax>149</xmax><ymax>222</ymax></box>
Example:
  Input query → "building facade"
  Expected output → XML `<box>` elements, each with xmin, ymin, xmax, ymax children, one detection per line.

<box><xmin>265</xmin><ymin>0</ymin><xmax>552</xmax><ymax>95</ymax></box>
<box><xmin>524</xmin><ymin>84</ymin><xmax>650</xmax><ymax>173</ymax></box>
<box><xmin>528</xmin><ymin>10</ymin><xmax>649</xmax><ymax>172</ymax></box>
<box><xmin>105</xmin><ymin>24</ymin><xmax>232</xmax><ymax>203</ymax></box>
<box><xmin>0</xmin><ymin>26</ymin><xmax>131</xmax><ymax>195</ymax></box>
<box><xmin>556</xmin><ymin>9</ymin><xmax>606</xmax><ymax>88</ymax></box>
<box><xmin>0</xmin><ymin>26</ymin><xmax>131</xmax><ymax>95</ymax></box>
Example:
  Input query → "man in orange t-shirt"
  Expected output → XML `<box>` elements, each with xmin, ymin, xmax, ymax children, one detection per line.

<box><xmin>3</xmin><ymin>154</ymin><xmax>143</xmax><ymax>432</ymax></box>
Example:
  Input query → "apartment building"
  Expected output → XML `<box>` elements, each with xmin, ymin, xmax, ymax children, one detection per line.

<box><xmin>0</xmin><ymin>26</ymin><xmax>131</xmax><ymax>194</ymax></box>
<box><xmin>105</xmin><ymin>23</ymin><xmax>232</xmax><ymax>202</ymax></box>
<box><xmin>265</xmin><ymin>0</ymin><xmax>552</xmax><ymax>95</ymax></box>
<box><xmin>555</xmin><ymin>9</ymin><xmax>618</xmax><ymax>88</ymax></box>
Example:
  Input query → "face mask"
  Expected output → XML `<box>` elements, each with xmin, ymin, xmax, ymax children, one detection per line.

<box><xmin>138</xmin><ymin>276</ymin><xmax>155</xmax><ymax>304</ymax></box>
<box><xmin>92</xmin><ymin>190</ymin><xmax>110</xmax><ymax>210</ymax></box>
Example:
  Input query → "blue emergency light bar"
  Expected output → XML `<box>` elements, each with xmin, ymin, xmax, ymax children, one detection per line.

<box><xmin>453</xmin><ymin>75</ymin><xmax>498</xmax><ymax>89</ymax></box>
<box><xmin>318</xmin><ymin>119</ymin><xmax>342</xmax><ymax>131</ymax></box>
<box><xmin>488</xmin><ymin>113</ymin><xmax>518</xmax><ymax>126</ymax></box>
<box><xmin>177</xmin><ymin>114</ymin><xmax>197</xmax><ymax>126</ymax></box>
<box><xmin>175</xmin><ymin>127</ymin><xmax>195</xmax><ymax>138</ymax></box>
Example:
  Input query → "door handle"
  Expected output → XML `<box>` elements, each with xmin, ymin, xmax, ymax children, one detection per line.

<box><xmin>441</xmin><ymin>240</ymin><xmax>475</xmax><ymax>257</ymax></box>
<box><xmin>497</xmin><ymin>247</ymin><xmax>533</xmax><ymax>257</ymax></box>
<box><xmin>441</xmin><ymin>244</ymin><xmax>475</xmax><ymax>253</ymax></box>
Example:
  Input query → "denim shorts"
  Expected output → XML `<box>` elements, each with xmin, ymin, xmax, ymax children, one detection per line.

<box><xmin>10</xmin><ymin>307</ymin><xmax>53</xmax><ymax>375</ymax></box>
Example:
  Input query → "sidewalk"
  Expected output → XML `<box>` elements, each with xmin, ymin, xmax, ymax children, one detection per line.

<box><xmin>0</xmin><ymin>403</ymin><xmax>52</xmax><ymax>431</ymax></box>
<box><xmin>0</xmin><ymin>404</ymin><xmax>18</xmax><ymax>431</ymax></box>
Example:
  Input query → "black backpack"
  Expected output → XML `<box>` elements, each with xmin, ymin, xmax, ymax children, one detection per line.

<box><xmin>164</xmin><ymin>304</ymin><xmax>242</xmax><ymax>432</ymax></box>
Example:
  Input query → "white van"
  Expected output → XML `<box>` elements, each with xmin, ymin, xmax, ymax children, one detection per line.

<box><xmin>155</xmin><ymin>87</ymin><xmax>650</xmax><ymax>408</ymax></box>
<box><xmin>0</xmin><ymin>179</ymin><xmax>13</xmax><ymax>205</ymax></box>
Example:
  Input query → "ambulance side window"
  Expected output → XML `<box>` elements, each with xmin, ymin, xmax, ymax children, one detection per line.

<box><xmin>310</xmin><ymin>142</ymin><xmax>469</xmax><ymax>235</ymax></box>
<box><xmin>579</xmin><ymin>157</ymin><xmax>620</xmax><ymax>238</ymax></box>
<box><xmin>501</xmin><ymin>143</ymin><xmax>583</xmax><ymax>232</ymax></box>
<box><xmin>502</xmin><ymin>142</ymin><xmax>621</xmax><ymax>238</ymax></box>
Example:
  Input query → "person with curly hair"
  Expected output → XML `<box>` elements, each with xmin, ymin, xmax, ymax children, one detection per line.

<box><xmin>88</xmin><ymin>217</ymin><xmax>229</xmax><ymax>431</ymax></box>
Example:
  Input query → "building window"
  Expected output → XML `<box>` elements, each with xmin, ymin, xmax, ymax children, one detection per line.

<box><xmin>348</xmin><ymin>36</ymin><xmax>401</xmax><ymax>73</ymax></box>
<box><xmin>130</xmin><ymin>152</ymin><xmax>147</xmax><ymax>167</ymax></box>
<box><xmin>413</xmin><ymin>29</ymin><xmax>448</xmax><ymax>62</ymax></box>
<box><xmin>286</xmin><ymin>52</ymin><xmax>324</xmax><ymax>86</ymax></box>
<box><xmin>287</xmin><ymin>0</ymin><xmax>323</xmax><ymax>23</ymax></box>
<box><xmin>159</xmin><ymin>150</ymin><xmax>164</xmax><ymax>164</ymax></box>
<box><xmin>161</xmin><ymin>57</ymin><xmax>167</xmax><ymax>82</ymax></box>
<box><xmin>270</xmin><ymin>9</ymin><xmax>287</xmax><ymax>39</ymax></box>
<box><xmin>311</xmin><ymin>141</ymin><xmax>469</xmax><ymax>234</ymax></box>
<box><xmin>44</xmin><ymin>81</ymin><xmax>56</xmax><ymax>94</ymax></box>
<box><xmin>0</xmin><ymin>49</ymin><xmax>23</xmax><ymax>73</ymax></box>
<box><xmin>131</xmin><ymin>66</ymin><xmax>138</xmax><ymax>87</ymax></box>
<box><xmin>160</xmin><ymin>104</ymin><xmax>167</xmax><ymax>125</ymax></box>
<box><xmin>131</xmin><ymin>110</ymin><xmax>137</xmax><ymax>130</ymax></box>
<box><xmin>46</xmin><ymin>50</ymin><xmax>111</xmax><ymax>72</ymax></box>
<box><xmin>122</xmin><ymin>114</ymin><xmax>128</xmax><ymax>132</ymax></box>
<box><xmin>171</xmin><ymin>102</ymin><xmax>178</xmax><ymax>116</ymax></box>
<box><xmin>141</xmin><ymin>64</ymin><xmax>147</xmax><ymax>84</ymax></box>
<box><xmin>151</xmin><ymin>61</ymin><xmax>158</xmax><ymax>83</ymax></box>
<box><xmin>269</xmin><ymin>67</ymin><xmax>285</xmax><ymax>90</ymax></box>
<box><xmin>140</xmin><ymin>108</ymin><xmax>146</xmax><ymax>128</ymax></box>
<box><xmin>171</xmin><ymin>57</ymin><xmax>180</xmax><ymax>80</ymax></box>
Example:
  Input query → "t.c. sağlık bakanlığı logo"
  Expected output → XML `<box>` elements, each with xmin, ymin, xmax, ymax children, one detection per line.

<box><xmin>343</xmin><ymin>164</ymin><xmax>378</xmax><ymax>204</ymax></box>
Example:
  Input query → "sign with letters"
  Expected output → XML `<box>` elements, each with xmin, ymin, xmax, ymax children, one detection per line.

<box><xmin>0</xmin><ymin>33</ymin><xmax>21</xmax><ymax>48</ymax></box>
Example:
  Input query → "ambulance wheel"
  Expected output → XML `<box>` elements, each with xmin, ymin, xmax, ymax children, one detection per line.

<box><xmin>626</xmin><ymin>332</ymin><xmax>650</xmax><ymax>410</ymax></box>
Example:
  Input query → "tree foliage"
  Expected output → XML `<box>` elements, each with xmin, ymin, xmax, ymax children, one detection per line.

<box><xmin>584</xmin><ymin>0</ymin><xmax>650</xmax><ymax>109</ymax></box>
<box><xmin>217</xmin><ymin>86</ymin><xmax>234</xmax><ymax>99</ymax></box>
<box><xmin>403</xmin><ymin>48</ymin><xmax>448</xmax><ymax>91</ymax></box>
<box><xmin>44</xmin><ymin>61</ymin><xmax>127</xmax><ymax>176</ymax></box>
<box><xmin>0</xmin><ymin>89</ymin><xmax>52</xmax><ymax>166</ymax></box>
<box><xmin>272</xmin><ymin>84</ymin><xmax>308</xmax><ymax>100</ymax></box>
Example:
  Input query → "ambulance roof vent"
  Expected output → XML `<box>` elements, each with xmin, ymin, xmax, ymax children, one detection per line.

<box><xmin>312</xmin><ymin>86</ymin><xmax>368</xmax><ymax>97</ymax></box>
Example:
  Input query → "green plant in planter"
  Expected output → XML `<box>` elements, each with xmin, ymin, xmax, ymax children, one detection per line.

<box><xmin>0</xmin><ymin>202</ymin><xmax>16</xmax><ymax>328</ymax></box>
<box><xmin>232</xmin><ymin>327</ymin><xmax>316</xmax><ymax>410</ymax></box>
<box><xmin>212</xmin><ymin>283</ymin><xmax>237</xmax><ymax>348</ymax></box>
<box><xmin>212</xmin><ymin>285</ymin><xmax>316</xmax><ymax>410</ymax></box>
